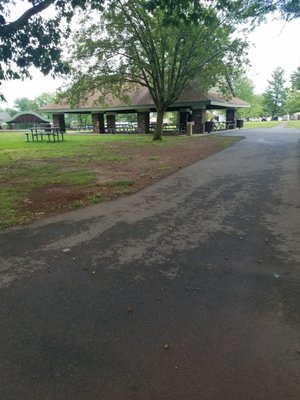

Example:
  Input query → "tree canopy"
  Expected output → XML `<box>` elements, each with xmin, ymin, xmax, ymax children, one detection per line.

<box><xmin>285</xmin><ymin>89</ymin><xmax>300</xmax><ymax>114</ymax></box>
<box><xmin>148</xmin><ymin>0</ymin><xmax>300</xmax><ymax>22</ymax></box>
<box><xmin>290</xmin><ymin>66</ymin><xmax>300</xmax><ymax>90</ymax></box>
<box><xmin>0</xmin><ymin>0</ymin><xmax>104</xmax><ymax>99</ymax></box>
<box><xmin>232</xmin><ymin>73</ymin><xmax>264</xmax><ymax>119</ymax></box>
<box><xmin>66</xmin><ymin>0</ymin><xmax>247</xmax><ymax>139</ymax></box>
<box><xmin>14</xmin><ymin>92</ymin><xmax>56</xmax><ymax>115</ymax></box>
<box><xmin>282</xmin><ymin>65</ymin><xmax>300</xmax><ymax>115</ymax></box>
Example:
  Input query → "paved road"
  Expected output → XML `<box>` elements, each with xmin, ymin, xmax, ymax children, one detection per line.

<box><xmin>0</xmin><ymin>127</ymin><xmax>300</xmax><ymax>400</ymax></box>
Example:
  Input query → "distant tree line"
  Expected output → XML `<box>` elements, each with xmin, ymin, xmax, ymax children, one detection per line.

<box><xmin>233</xmin><ymin>65</ymin><xmax>300</xmax><ymax>120</ymax></box>
<box><xmin>0</xmin><ymin>93</ymin><xmax>55</xmax><ymax>117</ymax></box>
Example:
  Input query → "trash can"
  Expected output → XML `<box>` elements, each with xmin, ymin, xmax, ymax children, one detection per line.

<box><xmin>205</xmin><ymin>121</ymin><xmax>214</xmax><ymax>133</ymax></box>
<box><xmin>236</xmin><ymin>119</ymin><xmax>244</xmax><ymax>129</ymax></box>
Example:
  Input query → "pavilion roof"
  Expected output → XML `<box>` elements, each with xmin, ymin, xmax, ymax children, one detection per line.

<box><xmin>41</xmin><ymin>82</ymin><xmax>249</xmax><ymax>114</ymax></box>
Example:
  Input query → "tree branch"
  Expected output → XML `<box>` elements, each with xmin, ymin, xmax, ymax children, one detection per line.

<box><xmin>1</xmin><ymin>0</ymin><xmax>55</xmax><ymax>35</ymax></box>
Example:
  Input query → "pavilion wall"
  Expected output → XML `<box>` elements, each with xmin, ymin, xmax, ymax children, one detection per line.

<box><xmin>137</xmin><ymin>111</ymin><xmax>150</xmax><ymax>134</ymax></box>
<box><xmin>192</xmin><ymin>109</ymin><xmax>206</xmax><ymax>133</ymax></box>
<box><xmin>53</xmin><ymin>114</ymin><xmax>66</xmax><ymax>132</ymax></box>
<box><xmin>92</xmin><ymin>113</ymin><xmax>105</xmax><ymax>134</ymax></box>
<box><xmin>226</xmin><ymin>108</ymin><xmax>237</xmax><ymax>128</ymax></box>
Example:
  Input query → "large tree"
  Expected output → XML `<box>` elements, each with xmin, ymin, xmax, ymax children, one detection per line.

<box><xmin>263</xmin><ymin>67</ymin><xmax>288</xmax><ymax>118</ymax></box>
<box><xmin>0</xmin><ymin>0</ymin><xmax>104</xmax><ymax>99</ymax></box>
<box><xmin>66</xmin><ymin>0</ymin><xmax>247</xmax><ymax>139</ymax></box>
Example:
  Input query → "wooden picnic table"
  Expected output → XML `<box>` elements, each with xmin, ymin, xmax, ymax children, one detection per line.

<box><xmin>26</xmin><ymin>128</ymin><xmax>65</xmax><ymax>142</ymax></box>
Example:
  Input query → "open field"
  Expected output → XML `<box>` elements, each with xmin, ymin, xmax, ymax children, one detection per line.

<box><xmin>0</xmin><ymin>131</ymin><xmax>241</xmax><ymax>229</ymax></box>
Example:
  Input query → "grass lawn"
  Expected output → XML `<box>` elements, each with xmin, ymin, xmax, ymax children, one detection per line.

<box><xmin>243</xmin><ymin>121</ymin><xmax>280</xmax><ymax>129</ymax></box>
<box><xmin>0</xmin><ymin>131</ymin><xmax>241</xmax><ymax>229</ymax></box>
<box><xmin>287</xmin><ymin>120</ymin><xmax>300</xmax><ymax>129</ymax></box>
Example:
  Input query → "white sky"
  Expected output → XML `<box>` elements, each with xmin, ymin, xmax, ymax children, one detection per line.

<box><xmin>1</xmin><ymin>9</ymin><xmax>300</xmax><ymax>108</ymax></box>
<box><xmin>247</xmin><ymin>17</ymin><xmax>300</xmax><ymax>94</ymax></box>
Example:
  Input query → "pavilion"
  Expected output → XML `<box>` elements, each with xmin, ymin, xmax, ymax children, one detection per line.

<box><xmin>6</xmin><ymin>111</ymin><xmax>51</xmax><ymax>129</ymax></box>
<box><xmin>41</xmin><ymin>82</ymin><xmax>249</xmax><ymax>134</ymax></box>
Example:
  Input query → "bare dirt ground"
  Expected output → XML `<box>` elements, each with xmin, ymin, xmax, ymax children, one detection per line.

<box><xmin>20</xmin><ymin>136</ymin><xmax>238</xmax><ymax>221</ymax></box>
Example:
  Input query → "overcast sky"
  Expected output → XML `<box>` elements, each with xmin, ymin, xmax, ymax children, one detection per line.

<box><xmin>1</xmin><ymin>11</ymin><xmax>300</xmax><ymax>108</ymax></box>
<box><xmin>247</xmin><ymin>17</ymin><xmax>300</xmax><ymax>93</ymax></box>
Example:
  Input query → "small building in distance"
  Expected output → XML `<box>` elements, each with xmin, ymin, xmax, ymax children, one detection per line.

<box><xmin>6</xmin><ymin>111</ymin><xmax>51</xmax><ymax>130</ymax></box>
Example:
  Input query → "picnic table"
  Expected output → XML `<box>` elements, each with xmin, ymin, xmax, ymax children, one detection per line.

<box><xmin>26</xmin><ymin>128</ymin><xmax>65</xmax><ymax>143</ymax></box>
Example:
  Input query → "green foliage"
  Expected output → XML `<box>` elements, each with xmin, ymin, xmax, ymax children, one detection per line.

<box><xmin>14</xmin><ymin>92</ymin><xmax>55</xmax><ymax>115</ymax></box>
<box><xmin>285</xmin><ymin>89</ymin><xmax>300</xmax><ymax>114</ymax></box>
<box><xmin>279</xmin><ymin>0</ymin><xmax>300</xmax><ymax>20</ymax></box>
<box><xmin>231</xmin><ymin>73</ymin><xmax>264</xmax><ymax>119</ymax></box>
<box><xmin>14</xmin><ymin>97</ymin><xmax>38</xmax><ymax>112</ymax></box>
<box><xmin>263</xmin><ymin>67</ymin><xmax>288</xmax><ymax>117</ymax></box>
<box><xmin>251</xmin><ymin>94</ymin><xmax>265</xmax><ymax>117</ymax></box>
<box><xmin>290</xmin><ymin>66</ymin><xmax>300</xmax><ymax>90</ymax></box>
<box><xmin>233</xmin><ymin>74</ymin><xmax>255</xmax><ymax>101</ymax></box>
<box><xmin>0</xmin><ymin>106</ymin><xmax>17</xmax><ymax>116</ymax></box>
<box><xmin>0</xmin><ymin>0</ymin><xmax>105</xmax><ymax>99</ymax></box>
<box><xmin>147</xmin><ymin>0</ymin><xmax>300</xmax><ymax>22</ymax></box>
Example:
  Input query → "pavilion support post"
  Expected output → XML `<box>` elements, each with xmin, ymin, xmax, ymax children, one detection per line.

<box><xmin>92</xmin><ymin>113</ymin><xmax>105</xmax><ymax>134</ymax></box>
<box><xmin>192</xmin><ymin>109</ymin><xmax>206</xmax><ymax>133</ymax></box>
<box><xmin>137</xmin><ymin>111</ymin><xmax>150</xmax><ymax>133</ymax></box>
<box><xmin>226</xmin><ymin>108</ymin><xmax>237</xmax><ymax>129</ymax></box>
<box><xmin>53</xmin><ymin>114</ymin><xmax>66</xmax><ymax>132</ymax></box>
<box><xmin>178</xmin><ymin>110</ymin><xmax>189</xmax><ymax>134</ymax></box>
<box><xmin>106</xmin><ymin>114</ymin><xmax>116</xmax><ymax>133</ymax></box>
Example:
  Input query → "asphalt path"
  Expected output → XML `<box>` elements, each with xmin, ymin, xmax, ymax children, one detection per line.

<box><xmin>0</xmin><ymin>127</ymin><xmax>300</xmax><ymax>400</ymax></box>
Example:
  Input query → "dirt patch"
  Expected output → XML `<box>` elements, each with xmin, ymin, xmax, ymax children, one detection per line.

<box><xmin>18</xmin><ymin>136</ymin><xmax>240</xmax><ymax>221</ymax></box>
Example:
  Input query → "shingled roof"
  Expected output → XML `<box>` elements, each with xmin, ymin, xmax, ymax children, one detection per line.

<box><xmin>41</xmin><ymin>82</ymin><xmax>249</xmax><ymax>113</ymax></box>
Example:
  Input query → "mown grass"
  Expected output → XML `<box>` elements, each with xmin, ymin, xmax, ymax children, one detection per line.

<box><xmin>243</xmin><ymin>121</ymin><xmax>280</xmax><ymax>129</ymax></box>
<box><xmin>287</xmin><ymin>120</ymin><xmax>300</xmax><ymax>129</ymax></box>
<box><xmin>0</xmin><ymin>131</ymin><xmax>241</xmax><ymax>229</ymax></box>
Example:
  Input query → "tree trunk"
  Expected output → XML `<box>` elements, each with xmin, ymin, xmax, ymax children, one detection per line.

<box><xmin>153</xmin><ymin>109</ymin><xmax>164</xmax><ymax>140</ymax></box>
